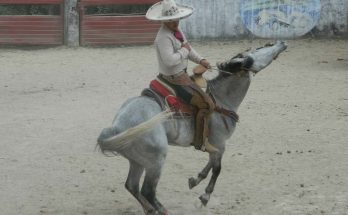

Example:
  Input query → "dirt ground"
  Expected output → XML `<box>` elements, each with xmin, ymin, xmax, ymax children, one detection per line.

<box><xmin>0</xmin><ymin>39</ymin><xmax>347</xmax><ymax>215</ymax></box>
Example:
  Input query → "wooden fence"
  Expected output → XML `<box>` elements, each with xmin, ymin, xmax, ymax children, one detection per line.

<box><xmin>79</xmin><ymin>0</ymin><xmax>160</xmax><ymax>46</ymax></box>
<box><xmin>0</xmin><ymin>0</ymin><xmax>64</xmax><ymax>45</ymax></box>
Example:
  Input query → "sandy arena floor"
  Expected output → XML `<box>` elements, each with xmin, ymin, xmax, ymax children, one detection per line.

<box><xmin>0</xmin><ymin>39</ymin><xmax>347</xmax><ymax>215</ymax></box>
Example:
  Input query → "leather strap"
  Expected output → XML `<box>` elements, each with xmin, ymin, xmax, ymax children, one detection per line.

<box><xmin>214</xmin><ymin>106</ymin><xmax>239</xmax><ymax>123</ymax></box>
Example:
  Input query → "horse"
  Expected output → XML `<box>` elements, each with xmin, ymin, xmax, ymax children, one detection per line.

<box><xmin>97</xmin><ymin>41</ymin><xmax>288</xmax><ymax>215</ymax></box>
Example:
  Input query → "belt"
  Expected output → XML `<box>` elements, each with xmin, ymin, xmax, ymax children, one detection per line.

<box><xmin>160</xmin><ymin>68</ymin><xmax>187</xmax><ymax>79</ymax></box>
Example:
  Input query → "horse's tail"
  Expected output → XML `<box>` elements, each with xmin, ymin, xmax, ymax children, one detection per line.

<box><xmin>97</xmin><ymin>110</ymin><xmax>173</xmax><ymax>153</ymax></box>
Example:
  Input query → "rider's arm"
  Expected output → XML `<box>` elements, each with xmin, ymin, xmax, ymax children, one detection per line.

<box><xmin>188</xmin><ymin>47</ymin><xmax>204</xmax><ymax>64</ymax></box>
<box><xmin>181</xmin><ymin>32</ymin><xmax>203</xmax><ymax>64</ymax></box>
<box><xmin>156</xmin><ymin>36</ymin><xmax>189</xmax><ymax>67</ymax></box>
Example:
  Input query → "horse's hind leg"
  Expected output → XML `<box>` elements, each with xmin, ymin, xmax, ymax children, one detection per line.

<box><xmin>141</xmin><ymin>164</ymin><xmax>168</xmax><ymax>215</ymax></box>
<box><xmin>188</xmin><ymin>160</ymin><xmax>212</xmax><ymax>189</ymax></box>
<box><xmin>125</xmin><ymin>160</ymin><xmax>143</xmax><ymax>195</ymax></box>
<box><xmin>125</xmin><ymin>160</ymin><xmax>157</xmax><ymax>215</ymax></box>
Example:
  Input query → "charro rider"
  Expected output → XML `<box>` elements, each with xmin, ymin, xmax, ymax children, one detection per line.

<box><xmin>146</xmin><ymin>0</ymin><xmax>215</xmax><ymax>151</ymax></box>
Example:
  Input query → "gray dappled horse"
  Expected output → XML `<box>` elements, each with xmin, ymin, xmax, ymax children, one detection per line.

<box><xmin>98</xmin><ymin>41</ymin><xmax>287</xmax><ymax>215</ymax></box>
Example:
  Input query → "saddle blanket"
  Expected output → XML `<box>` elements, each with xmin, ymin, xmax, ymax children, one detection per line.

<box><xmin>142</xmin><ymin>78</ymin><xmax>194</xmax><ymax>115</ymax></box>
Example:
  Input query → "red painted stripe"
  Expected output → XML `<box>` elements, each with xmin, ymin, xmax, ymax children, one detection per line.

<box><xmin>0</xmin><ymin>24</ymin><xmax>62</xmax><ymax>27</ymax></box>
<box><xmin>0</xmin><ymin>30</ymin><xmax>62</xmax><ymax>35</ymax></box>
<box><xmin>0</xmin><ymin>35</ymin><xmax>62</xmax><ymax>40</ymax></box>
<box><xmin>0</xmin><ymin>16</ymin><xmax>62</xmax><ymax>21</ymax></box>
<box><xmin>82</xmin><ymin>24</ymin><xmax>158</xmax><ymax>29</ymax></box>
<box><xmin>82</xmin><ymin>35</ymin><xmax>156</xmax><ymax>39</ymax></box>
<box><xmin>0</xmin><ymin>25</ymin><xmax>61</xmax><ymax>30</ymax></box>
<box><xmin>82</xmin><ymin>24</ymin><xmax>159</xmax><ymax>29</ymax></box>
<box><xmin>0</xmin><ymin>21</ymin><xmax>63</xmax><ymax>29</ymax></box>
<box><xmin>83</xmin><ymin>16</ymin><xmax>151</xmax><ymax>21</ymax></box>
<box><xmin>82</xmin><ymin>40</ymin><xmax>154</xmax><ymax>46</ymax></box>
<box><xmin>82</xmin><ymin>21</ymin><xmax>158</xmax><ymax>26</ymax></box>
<box><xmin>82</xmin><ymin>34</ymin><xmax>156</xmax><ymax>39</ymax></box>
<box><xmin>82</xmin><ymin>28</ymin><xmax>158</xmax><ymax>34</ymax></box>
<box><xmin>0</xmin><ymin>0</ymin><xmax>63</xmax><ymax>4</ymax></box>
<box><xmin>81</xmin><ymin>25</ymin><xmax>159</xmax><ymax>31</ymax></box>
<box><xmin>0</xmin><ymin>38</ymin><xmax>62</xmax><ymax>45</ymax></box>
<box><xmin>82</xmin><ymin>23</ymin><xmax>158</xmax><ymax>28</ymax></box>
<box><xmin>83</xmin><ymin>20</ymin><xmax>156</xmax><ymax>26</ymax></box>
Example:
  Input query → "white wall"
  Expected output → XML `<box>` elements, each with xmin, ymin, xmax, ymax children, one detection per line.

<box><xmin>315</xmin><ymin>0</ymin><xmax>348</xmax><ymax>36</ymax></box>
<box><xmin>177</xmin><ymin>0</ymin><xmax>348</xmax><ymax>39</ymax></box>
<box><xmin>178</xmin><ymin>0</ymin><xmax>246</xmax><ymax>39</ymax></box>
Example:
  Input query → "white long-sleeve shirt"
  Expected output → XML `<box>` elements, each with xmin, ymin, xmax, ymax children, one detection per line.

<box><xmin>154</xmin><ymin>25</ymin><xmax>203</xmax><ymax>76</ymax></box>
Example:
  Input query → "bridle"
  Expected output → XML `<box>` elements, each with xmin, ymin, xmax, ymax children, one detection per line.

<box><xmin>209</xmin><ymin>65</ymin><xmax>257</xmax><ymax>76</ymax></box>
<box><xmin>209</xmin><ymin>66</ymin><xmax>233</xmax><ymax>75</ymax></box>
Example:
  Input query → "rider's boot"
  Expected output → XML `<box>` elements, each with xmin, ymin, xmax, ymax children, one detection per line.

<box><xmin>185</xmin><ymin>84</ymin><xmax>216</xmax><ymax>152</ymax></box>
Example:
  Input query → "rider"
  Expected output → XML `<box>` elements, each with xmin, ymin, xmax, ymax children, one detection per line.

<box><xmin>146</xmin><ymin>0</ymin><xmax>215</xmax><ymax>152</ymax></box>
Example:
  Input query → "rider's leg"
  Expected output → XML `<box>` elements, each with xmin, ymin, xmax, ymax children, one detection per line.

<box><xmin>158</xmin><ymin>73</ymin><xmax>216</xmax><ymax>151</ymax></box>
<box><xmin>189</xmin><ymin>85</ymin><xmax>215</xmax><ymax>151</ymax></box>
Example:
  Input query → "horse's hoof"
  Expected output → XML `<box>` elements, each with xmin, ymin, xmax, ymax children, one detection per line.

<box><xmin>144</xmin><ymin>209</ymin><xmax>156</xmax><ymax>215</ymax></box>
<box><xmin>147</xmin><ymin>210</ymin><xmax>164</xmax><ymax>215</ymax></box>
<box><xmin>163</xmin><ymin>211</ymin><xmax>169</xmax><ymax>215</ymax></box>
<box><xmin>188</xmin><ymin>177</ymin><xmax>196</xmax><ymax>189</ymax></box>
<box><xmin>156</xmin><ymin>207</ymin><xmax>169</xmax><ymax>215</ymax></box>
<box><xmin>199</xmin><ymin>193</ymin><xmax>210</xmax><ymax>206</ymax></box>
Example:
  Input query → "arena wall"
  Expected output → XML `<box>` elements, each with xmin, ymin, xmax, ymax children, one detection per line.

<box><xmin>63</xmin><ymin>0</ymin><xmax>347</xmax><ymax>45</ymax></box>
<box><xmin>177</xmin><ymin>0</ymin><xmax>348</xmax><ymax>39</ymax></box>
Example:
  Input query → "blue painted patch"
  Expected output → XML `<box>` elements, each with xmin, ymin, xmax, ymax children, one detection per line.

<box><xmin>240</xmin><ymin>0</ymin><xmax>321</xmax><ymax>38</ymax></box>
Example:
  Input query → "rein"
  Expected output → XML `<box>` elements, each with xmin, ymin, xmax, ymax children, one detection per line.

<box><xmin>209</xmin><ymin>66</ymin><xmax>234</xmax><ymax>75</ymax></box>
<box><xmin>207</xmin><ymin>87</ymin><xmax>239</xmax><ymax>128</ymax></box>
<box><xmin>206</xmin><ymin>75</ymin><xmax>240</xmax><ymax>131</ymax></box>
<box><xmin>210</xmin><ymin>66</ymin><xmax>256</xmax><ymax>75</ymax></box>
<box><xmin>214</xmin><ymin>106</ymin><xmax>239</xmax><ymax>122</ymax></box>
<box><xmin>212</xmin><ymin>98</ymin><xmax>239</xmax><ymax>131</ymax></box>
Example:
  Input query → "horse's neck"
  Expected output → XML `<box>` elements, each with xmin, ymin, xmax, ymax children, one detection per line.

<box><xmin>208</xmin><ymin>72</ymin><xmax>252</xmax><ymax>112</ymax></box>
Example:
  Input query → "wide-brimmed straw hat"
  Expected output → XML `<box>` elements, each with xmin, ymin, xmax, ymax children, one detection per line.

<box><xmin>146</xmin><ymin>0</ymin><xmax>193</xmax><ymax>21</ymax></box>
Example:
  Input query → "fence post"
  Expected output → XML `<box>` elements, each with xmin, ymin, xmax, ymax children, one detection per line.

<box><xmin>65</xmin><ymin>0</ymin><xmax>79</xmax><ymax>46</ymax></box>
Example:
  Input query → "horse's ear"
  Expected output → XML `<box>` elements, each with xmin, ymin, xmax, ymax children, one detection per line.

<box><xmin>217</xmin><ymin>61</ymin><xmax>232</xmax><ymax>72</ymax></box>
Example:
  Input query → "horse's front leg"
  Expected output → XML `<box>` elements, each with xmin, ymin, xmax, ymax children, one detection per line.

<box><xmin>188</xmin><ymin>160</ymin><xmax>212</xmax><ymax>189</ymax></box>
<box><xmin>199</xmin><ymin>152</ymin><xmax>223</xmax><ymax>206</ymax></box>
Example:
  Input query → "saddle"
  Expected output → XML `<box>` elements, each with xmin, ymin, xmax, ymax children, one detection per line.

<box><xmin>141</xmin><ymin>65</ymin><xmax>212</xmax><ymax>118</ymax></box>
<box><xmin>141</xmin><ymin>77</ymin><xmax>195</xmax><ymax>117</ymax></box>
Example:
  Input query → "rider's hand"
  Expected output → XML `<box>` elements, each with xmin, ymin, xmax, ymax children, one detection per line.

<box><xmin>181</xmin><ymin>43</ymin><xmax>191</xmax><ymax>51</ymax></box>
<box><xmin>200</xmin><ymin>59</ymin><xmax>211</xmax><ymax>69</ymax></box>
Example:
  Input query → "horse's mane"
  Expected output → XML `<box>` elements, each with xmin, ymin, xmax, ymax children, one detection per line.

<box><xmin>216</xmin><ymin>55</ymin><xmax>254</xmax><ymax>76</ymax></box>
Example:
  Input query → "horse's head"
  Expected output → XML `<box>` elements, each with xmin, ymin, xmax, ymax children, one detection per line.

<box><xmin>216</xmin><ymin>41</ymin><xmax>287</xmax><ymax>76</ymax></box>
<box><xmin>247</xmin><ymin>41</ymin><xmax>288</xmax><ymax>73</ymax></box>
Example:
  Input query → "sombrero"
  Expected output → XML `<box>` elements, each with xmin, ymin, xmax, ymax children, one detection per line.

<box><xmin>146</xmin><ymin>0</ymin><xmax>194</xmax><ymax>21</ymax></box>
